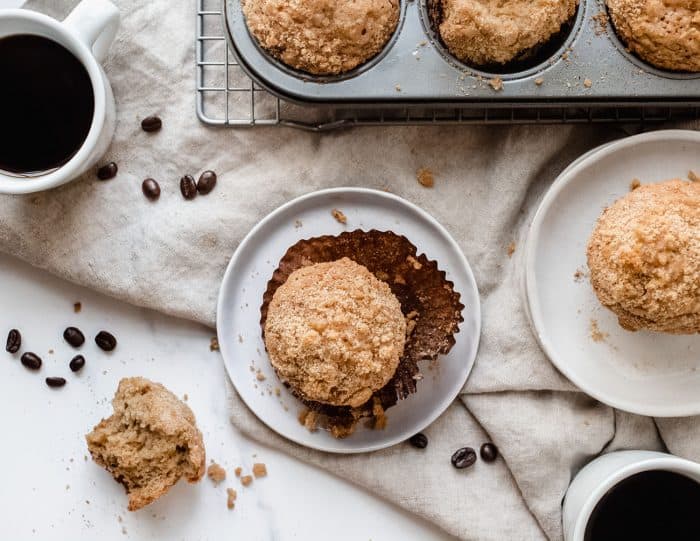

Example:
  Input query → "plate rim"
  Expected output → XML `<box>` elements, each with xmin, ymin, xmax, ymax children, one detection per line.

<box><xmin>525</xmin><ymin>129</ymin><xmax>700</xmax><ymax>417</ymax></box>
<box><xmin>216</xmin><ymin>187</ymin><xmax>482</xmax><ymax>453</ymax></box>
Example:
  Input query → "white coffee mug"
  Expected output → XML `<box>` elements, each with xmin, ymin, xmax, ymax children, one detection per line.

<box><xmin>562</xmin><ymin>450</ymin><xmax>700</xmax><ymax>541</ymax></box>
<box><xmin>0</xmin><ymin>0</ymin><xmax>119</xmax><ymax>195</ymax></box>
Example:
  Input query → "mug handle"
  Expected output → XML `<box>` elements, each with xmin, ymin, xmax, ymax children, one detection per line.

<box><xmin>63</xmin><ymin>0</ymin><xmax>120</xmax><ymax>63</ymax></box>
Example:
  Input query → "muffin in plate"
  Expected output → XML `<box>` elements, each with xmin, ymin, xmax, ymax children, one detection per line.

<box><xmin>242</xmin><ymin>0</ymin><xmax>400</xmax><ymax>75</ymax></box>
<box><xmin>428</xmin><ymin>0</ymin><xmax>578</xmax><ymax>67</ymax></box>
<box><xmin>261</xmin><ymin>230</ymin><xmax>464</xmax><ymax>438</ymax></box>
<box><xmin>587</xmin><ymin>179</ymin><xmax>700</xmax><ymax>334</ymax></box>
<box><xmin>606</xmin><ymin>0</ymin><xmax>700</xmax><ymax>72</ymax></box>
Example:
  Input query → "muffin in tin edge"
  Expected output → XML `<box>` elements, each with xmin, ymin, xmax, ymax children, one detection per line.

<box><xmin>238</xmin><ymin>0</ymin><xmax>408</xmax><ymax>83</ymax></box>
<box><xmin>421</xmin><ymin>0</ymin><xmax>585</xmax><ymax>80</ymax></box>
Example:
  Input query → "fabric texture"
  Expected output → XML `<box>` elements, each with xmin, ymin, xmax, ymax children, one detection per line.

<box><xmin>3</xmin><ymin>1</ymin><xmax>698</xmax><ymax>539</ymax></box>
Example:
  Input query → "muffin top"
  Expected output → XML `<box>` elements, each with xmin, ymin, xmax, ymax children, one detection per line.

<box><xmin>606</xmin><ymin>0</ymin><xmax>700</xmax><ymax>72</ymax></box>
<box><xmin>436</xmin><ymin>0</ymin><xmax>578</xmax><ymax>66</ymax></box>
<box><xmin>264</xmin><ymin>257</ymin><xmax>406</xmax><ymax>408</ymax></box>
<box><xmin>587</xmin><ymin>179</ymin><xmax>700</xmax><ymax>334</ymax></box>
<box><xmin>242</xmin><ymin>0</ymin><xmax>400</xmax><ymax>75</ymax></box>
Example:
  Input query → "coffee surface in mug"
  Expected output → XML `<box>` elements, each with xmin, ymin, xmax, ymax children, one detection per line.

<box><xmin>584</xmin><ymin>470</ymin><xmax>700</xmax><ymax>541</ymax></box>
<box><xmin>0</xmin><ymin>34</ymin><xmax>94</xmax><ymax>175</ymax></box>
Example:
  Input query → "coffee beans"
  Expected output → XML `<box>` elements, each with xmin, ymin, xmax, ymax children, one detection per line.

<box><xmin>69</xmin><ymin>355</ymin><xmax>85</xmax><ymax>372</ymax></box>
<box><xmin>95</xmin><ymin>331</ymin><xmax>117</xmax><ymax>351</ymax></box>
<box><xmin>180</xmin><ymin>175</ymin><xmax>197</xmax><ymax>200</ymax></box>
<box><xmin>21</xmin><ymin>352</ymin><xmax>42</xmax><ymax>370</ymax></box>
<box><xmin>451</xmin><ymin>447</ymin><xmax>477</xmax><ymax>469</ymax></box>
<box><xmin>63</xmin><ymin>326</ymin><xmax>85</xmax><ymax>348</ymax></box>
<box><xmin>141</xmin><ymin>115</ymin><xmax>162</xmax><ymax>133</ymax></box>
<box><xmin>480</xmin><ymin>443</ymin><xmax>499</xmax><ymax>463</ymax></box>
<box><xmin>46</xmin><ymin>377</ymin><xmax>66</xmax><ymax>388</ymax></box>
<box><xmin>409</xmin><ymin>433</ymin><xmax>428</xmax><ymax>449</ymax></box>
<box><xmin>97</xmin><ymin>162</ymin><xmax>118</xmax><ymax>180</ymax></box>
<box><xmin>142</xmin><ymin>178</ymin><xmax>161</xmax><ymax>201</ymax></box>
<box><xmin>197</xmin><ymin>170</ymin><xmax>217</xmax><ymax>195</ymax></box>
<box><xmin>5</xmin><ymin>329</ymin><xmax>21</xmax><ymax>353</ymax></box>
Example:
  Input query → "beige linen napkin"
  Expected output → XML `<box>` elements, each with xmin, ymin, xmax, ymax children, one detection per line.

<box><xmin>3</xmin><ymin>1</ymin><xmax>697</xmax><ymax>539</ymax></box>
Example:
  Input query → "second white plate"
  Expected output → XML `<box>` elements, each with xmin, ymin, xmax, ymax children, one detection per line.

<box><xmin>525</xmin><ymin>130</ymin><xmax>700</xmax><ymax>417</ymax></box>
<box><xmin>217</xmin><ymin>188</ymin><xmax>481</xmax><ymax>453</ymax></box>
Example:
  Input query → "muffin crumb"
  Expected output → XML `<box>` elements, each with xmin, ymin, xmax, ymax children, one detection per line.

<box><xmin>507</xmin><ymin>241</ymin><xmax>516</xmax><ymax>257</ymax></box>
<box><xmin>590</xmin><ymin>319</ymin><xmax>608</xmax><ymax>343</ymax></box>
<box><xmin>417</xmin><ymin>167</ymin><xmax>435</xmax><ymax>188</ymax></box>
<box><xmin>74</xmin><ymin>302</ymin><xmax>82</xmax><ymax>313</ymax></box>
<box><xmin>234</xmin><ymin>467</ymin><xmax>242</xmax><ymax>477</ymax></box>
<box><xmin>630</xmin><ymin>178</ymin><xmax>641</xmax><ymax>190</ymax></box>
<box><xmin>241</xmin><ymin>475</ymin><xmax>253</xmax><ymax>487</ymax></box>
<box><xmin>331</xmin><ymin>209</ymin><xmax>347</xmax><ymax>224</ymax></box>
<box><xmin>208</xmin><ymin>463</ymin><xmax>226</xmax><ymax>485</ymax></box>
<box><xmin>489</xmin><ymin>77</ymin><xmax>503</xmax><ymax>91</ymax></box>
<box><xmin>689</xmin><ymin>170</ymin><xmax>699</xmax><ymax>183</ymax></box>
<box><xmin>583</xmin><ymin>78</ymin><xmax>593</xmax><ymax>88</ymax></box>
<box><xmin>534</xmin><ymin>77</ymin><xmax>544</xmax><ymax>86</ymax></box>
<box><xmin>209</xmin><ymin>337</ymin><xmax>219</xmax><ymax>352</ymax></box>
<box><xmin>252</xmin><ymin>463</ymin><xmax>267</xmax><ymax>478</ymax></box>
<box><xmin>226</xmin><ymin>488</ymin><xmax>237</xmax><ymax>510</ymax></box>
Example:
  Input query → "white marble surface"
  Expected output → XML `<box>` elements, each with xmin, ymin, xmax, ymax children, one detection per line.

<box><xmin>0</xmin><ymin>252</ymin><xmax>451</xmax><ymax>540</ymax></box>
<box><xmin>0</xmin><ymin>2</ymin><xmax>449</xmax><ymax>538</ymax></box>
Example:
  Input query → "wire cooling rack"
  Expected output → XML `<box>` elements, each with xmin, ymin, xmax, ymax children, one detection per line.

<box><xmin>196</xmin><ymin>0</ymin><xmax>699</xmax><ymax>131</ymax></box>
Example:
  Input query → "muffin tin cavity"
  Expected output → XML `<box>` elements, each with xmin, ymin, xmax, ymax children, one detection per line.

<box><xmin>422</xmin><ymin>0</ymin><xmax>584</xmax><ymax>79</ymax></box>
<box><xmin>224</xmin><ymin>0</ymin><xmax>700</xmax><ymax>105</ymax></box>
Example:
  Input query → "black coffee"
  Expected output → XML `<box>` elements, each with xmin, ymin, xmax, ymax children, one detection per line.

<box><xmin>584</xmin><ymin>470</ymin><xmax>700</xmax><ymax>541</ymax></box>
<box><xmin>0</xmin><ymin>34</ymin><xmax>94</xmax><ymax>175</ymax></box>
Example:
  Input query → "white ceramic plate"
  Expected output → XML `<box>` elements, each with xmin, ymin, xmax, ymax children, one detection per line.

<box><xmin>525</xmin><ymin>129</ymin><xmax>700</xmax><ymax>417</ymax></box>
<box><xmin>217</xmin><ymin>188</ymin><xmax>481</xmax><ymax>453</ymax></box>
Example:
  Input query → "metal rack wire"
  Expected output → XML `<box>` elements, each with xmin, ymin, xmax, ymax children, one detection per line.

<box><xmin>196</xmin><ymin>0</ymin><xmax>699</xmax><ymax>131</ymax></box>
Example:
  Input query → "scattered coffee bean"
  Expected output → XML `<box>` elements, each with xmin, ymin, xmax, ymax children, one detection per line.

<box><xmin>63</xmin><ymin>326</ymin><xmax>85</xmax><ymax>348</ymax></box>
<box><xmin>97</xmin><ymin>162</ymin><xmax>118</xmax><ymax>180</ymax></box>
<box><xmin>180</xmin><ymin>175</ymin><xmax>197</xmax><ymax>200</ymax></box>
<box><xmin>46</xmin><ymin>377</ymin><xmax>66</xmax><ymax>388</ymax></box>
<box><xmin>69</xmin><ymin>354</ymin><xmax>86</xmax><ymax>372</ymax></box>
<box><xmin>409</xmin><ymin>433</ymin><xmax>428</xmax><ymax>449</ymax></box>
<box><xmin>142</xmin><ymin>178</ymin><xmax>161</xmax><ymax>201</ymax></box>
<box><xmin>451</xmin><ymin>447</ymin><xmax>477</xmax><ymax>469</ymax></box>
<box><xmin>95</xmin><ymin>331</ymin><xmax>117</xmax><ymax>351</ymax></box>
<box><xmin>21</xmin><ymin>352</ymin><xmax>42</xmax><ymax>370</ymax></box>
<box><xmin>141</xmin><ymin>115</ymin><xmax>162</xmax><ymax>133</ymax></box>
<box><xmin>480</xmin><ymin>443</ymin><xmax>499</xmax><ymax>463</ymax></box>
<box><xmin>5</xmin><ymin>329</ymin><xmax>21</xmax><ymax>353</ymax></box>
<box><xmin>197</xmin><ymin>170</ymin><xmax>217</xmax><ymax>195</ymax></box>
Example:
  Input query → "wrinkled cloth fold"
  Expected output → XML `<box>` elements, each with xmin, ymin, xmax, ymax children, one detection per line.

<box><xmin>3</xmin><ymin>2</ymin><xmax>698</xmax><ymax>539</ymax></box>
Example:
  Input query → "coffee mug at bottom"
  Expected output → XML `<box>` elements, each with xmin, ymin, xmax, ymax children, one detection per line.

<box><xmin>0</xmin><ymin>0</ymin><xmax>119</xmax><ymax>194</ymax></box>
<box><xmin>563</xmin><ymin>450</ymin><xmax>700</xmax><ymax>541</ymax></box>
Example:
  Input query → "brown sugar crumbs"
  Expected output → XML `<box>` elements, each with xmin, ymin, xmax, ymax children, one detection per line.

<box><xmin>417</xmin><ymin>167</ymin><xmax>435</xmax><ymax>188</ymax></box>
<box><xmin>331</xmin><ymin>209</ymin><xmax>347</xmax><ymax>224</ymax></box>
<box><xmin>590</xmin><ymin>319</ymin><xmax>609</xmax><ymax>343</ymax></box>
<box><xmin>209</xmin><ymin>337</ymin><xmax>220</xmax><ymax>352</ymax></box>
<box><xmin>226</xmin><ymin>488</ymin><xmax>237</xmax><ymax>510</ymax></box>
<box><xmin>240</xmin><ymin>475</ymin><xmax>253</xmax><ymax>487</ymax></box>
<box><xmin>207</xmin><ymin>463</ymin><xmax>226</xmax><ymax>485</ymax></box>
<box><xmin>252</xmin><ymin>463</ymin><xmax>267</xmax><ymax>478</ymax></box>
<box><xmin>74</xmin><ymin>302</ymin><xmax>82</xmax><ymax>313</ymax></box>
<box><xmin>630</xmin><ymin>178</ymin><xmax>642</xmax><ymax>191</ymax></box>
<box><xmin>507</xmin><ymin>241</ymin><xmax>517</xmax><ymax>258</ymax></box>
<box><xmin>234</xmin><ymin>467</ymin><xmax>242</xmax><ymax>477</ymax></box>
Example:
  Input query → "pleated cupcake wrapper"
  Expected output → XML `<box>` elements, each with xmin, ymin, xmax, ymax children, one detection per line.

<box><xmin>260</xmin><ymin>230</ymin><xmax>464</xmax><ymax>436</ymax></box>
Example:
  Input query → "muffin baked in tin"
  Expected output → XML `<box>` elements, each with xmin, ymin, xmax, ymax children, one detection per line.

<box><xmin>241</xmin><ymin>0</ymin><xmax>401</xmax><ymax>75</ymax></box>
<box><xmin>428</xmin><ymin>0</ymin><xmax>579</xmax><ymax>68</ymax></box>
<box><xmin>606</xmin><ymin>0</ymin><xmax>700</xmax><ymax>73</ymax></box>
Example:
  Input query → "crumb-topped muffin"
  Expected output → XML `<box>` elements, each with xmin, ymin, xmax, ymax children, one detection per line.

<box><xmin>264</xmin><ymin>257</ymin><xmax>406</xmax><ymax>408</ymax></box>
<box><xmin>433</xmin><ymin>0</ymin><xmax>578</xmax><ymax>66</ymax></box>
<box><xmin>86</xmin><ymin>377</ymin><xmax>206</xmax><ymax>511</ymax></box>
<box><xmin>587</xmin><ymin>179</ymin><xmax>700</xmax><ymax>334</ymax></box>
<box><xmin>242</xmin><ymin>0</ymin><xmax>400</xmax><ymax>75</ymax></box>
<box><xmin>606</xmin><ymin>0</ymin><xmax>700</xmax><ymax>72</ymax></box>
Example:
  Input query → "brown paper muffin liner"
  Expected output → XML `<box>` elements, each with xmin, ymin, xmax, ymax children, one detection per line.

<box><xmin>260</xmin><ymin>230</ymin><xmax>464</xmax><ymax>438</ymax></box>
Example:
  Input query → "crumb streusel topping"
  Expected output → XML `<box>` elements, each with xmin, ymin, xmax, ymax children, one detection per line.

<box><xmin>606</xmin><ymin>0</ymin><xmax>700</xmax><ymax>72</ymax></box>
<box><xmin>264</xmin><ymin>257</ymin><xmax>406</xmax><ymax>407</ymax></box>
<box><xmin>587</xmin><ymin>179</ymin><xmax>700</xmax><ymax>334</ymax></box>
<box><xmin>242</xmin><ymin>0</ymin><xmax>400</xmax><ymax>75</ymax></box>
<box><xmin>437</xmin><ymin>0</ymin><xmax>578</xmax><ymax>66</ymax></box>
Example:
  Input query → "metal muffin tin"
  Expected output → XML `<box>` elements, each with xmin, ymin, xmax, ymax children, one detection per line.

<box><xmin>224</xmin><ymin>0</ymin><xmax>699</xmax><ymax>107</ymax></box>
